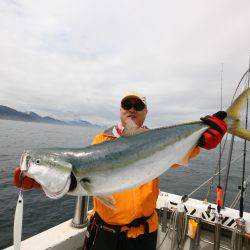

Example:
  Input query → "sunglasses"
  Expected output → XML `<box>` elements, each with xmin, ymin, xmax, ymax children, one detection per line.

<box><xmin>121</xmin><ymin>99</ymin><xmax>146</xmax><ymax>111</ymax></box>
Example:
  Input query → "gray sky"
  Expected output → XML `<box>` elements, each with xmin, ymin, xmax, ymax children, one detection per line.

<box><xmin>0</xmin><ymin>0</ymin><xmax>250</xmax><ymax>127</ymax></box>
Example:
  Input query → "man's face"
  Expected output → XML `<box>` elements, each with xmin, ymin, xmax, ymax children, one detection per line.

<box><xmin>120</xmin><ymin>97</ymin><xmax>148</xmax><ymax>127</ymax></box>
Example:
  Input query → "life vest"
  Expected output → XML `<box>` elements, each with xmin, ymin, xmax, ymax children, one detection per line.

<box><xmin>91</xmin><ymin>124</ymin><xmax>201</xmax><ymax>238</ymax></box>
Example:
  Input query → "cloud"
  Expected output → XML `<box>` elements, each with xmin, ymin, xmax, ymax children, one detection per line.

<box><xmin>0</xmin><ymin>0</ymin><xmax>250</xmax><ymax>127</ymax></box>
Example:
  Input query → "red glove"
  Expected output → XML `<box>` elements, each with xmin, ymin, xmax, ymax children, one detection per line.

<box><xmin>13</xmin><ymin>167</ymin><xmax>41</xmax><ymax>189</ymax></box>
<box><xmin>198</xmin><ymin>111</ymin><xmax>227</xmax><ymax>150</ymax></box>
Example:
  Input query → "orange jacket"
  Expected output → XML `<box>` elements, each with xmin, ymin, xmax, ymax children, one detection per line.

<box><xmin>91</xmin><ymin>130</ymin><xmax>201</xmax><ymax>238</ymax></box>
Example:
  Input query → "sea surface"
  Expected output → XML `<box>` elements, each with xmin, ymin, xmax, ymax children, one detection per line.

<box><xmin>1</xmin><ymin>119</ymin><xmax>250</xmax><ymax>249</ymax></box>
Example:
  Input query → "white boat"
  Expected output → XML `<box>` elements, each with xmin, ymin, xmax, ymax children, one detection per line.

<box><xmin>5</xmin><ymin>190</ymin><xmax>250</xmax><ymax>250</ymax></box>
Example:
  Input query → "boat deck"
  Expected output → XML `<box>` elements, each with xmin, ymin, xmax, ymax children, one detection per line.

<box><xmin>5</xmin><ymin>191</ymin><xmax>250</xmax><ymax>249</ymax></box>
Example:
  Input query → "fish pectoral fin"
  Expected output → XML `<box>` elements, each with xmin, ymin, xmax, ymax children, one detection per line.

<box><xmin>95</xmin><ymin>195</ymin><xmax>117</xmax><ymax>210</ymax></box>
<box><xmin>176</xmin><ymin>146</ymin><xmax>195</xmax><ymax>166</ymax></box>
<box><xmin>79</xmin><ymin>178</ymin><xmax>117</xmax><ymax>209</ymax></box>
<box><xmin>177</xmin><ymin>154</ymin><xmax>189</xmax><ymax>166</ymax></box>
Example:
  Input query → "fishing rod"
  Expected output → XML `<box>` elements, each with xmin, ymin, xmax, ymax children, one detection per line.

<box><xmin>230</xmin><ymin>174</ymin><xmax>250</xmax><ymax>209</ymax></box>
<box><xmin>230</xmin><ymin>63</ymin><xmax>250</xmax><ymax>250</ymax></box>
<box><xmin>223</xmin><ymin>67</ymin><xmax>250</xmax><ymax>207</ymax></box>
<box><xmin>239</xmin><ymin>60</ymin><xmax>250</xmax><ymax>218</ymax></box>
<box><xmin>216</xmin><ymin>63</ymin><xmax>223</xmax><ymax>213</ymax></box>
<box><xmin>194</xmin><ymin>68</ymin><xmax>250</xmax><ymax>204</ymax></box>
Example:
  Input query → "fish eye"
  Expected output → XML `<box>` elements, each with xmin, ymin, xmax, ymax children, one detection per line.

<box><xmin>36</xmin><ymin>159</ymin><xmax>41</xmax><ymax>164</ymax></box>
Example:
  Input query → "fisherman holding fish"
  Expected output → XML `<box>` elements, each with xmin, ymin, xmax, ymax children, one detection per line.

<box><xmin>14</xmin><ymin>91</ymin><xmax>229</xmax><ymax>250</ymax></box>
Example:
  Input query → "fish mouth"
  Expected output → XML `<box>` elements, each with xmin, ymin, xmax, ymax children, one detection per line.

<box><xmin>20</xmin><ymin>151</ymin><xmax>31</xmax><ymax>172</ymax></box>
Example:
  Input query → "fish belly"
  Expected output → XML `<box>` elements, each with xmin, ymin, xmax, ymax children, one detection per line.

<box><xmin>82</xmin><ymin>127</ymin><xmax>207</xmax><ymax>196</ymax></box>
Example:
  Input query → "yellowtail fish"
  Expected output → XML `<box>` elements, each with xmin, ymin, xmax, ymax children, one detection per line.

<box><xmin>19</xmin><ymin>87</ymin><xmax>250</xmax><ymax>207</ymax></box>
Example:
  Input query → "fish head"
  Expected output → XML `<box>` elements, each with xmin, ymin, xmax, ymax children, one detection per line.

<box><xmin>20</xmin><ymin>150</ymin><xmax>72</xmax><ymax>199</ymax></box>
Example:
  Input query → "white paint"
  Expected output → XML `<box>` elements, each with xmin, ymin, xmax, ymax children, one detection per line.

<box><xmin>6</xmin><ymin>219</ymin><xmax>85</xmax><ymax>250</ymax></box>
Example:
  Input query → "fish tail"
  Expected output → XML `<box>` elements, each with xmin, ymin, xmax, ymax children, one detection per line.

<box><xmin>226</xmin><ymin>87</ymin><xmax>250</xmax><ymax>140</ymax></box>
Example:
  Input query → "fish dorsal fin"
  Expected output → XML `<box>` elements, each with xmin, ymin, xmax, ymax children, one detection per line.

<box><xmin>122</xmin><ymin>119</ymin><xmax>148</xmax><ymax>136</ymax></box>
<box><xmin>95</xmin><ymin>195</ymin><xmax>117</xmax><ymax>210</ymax></box>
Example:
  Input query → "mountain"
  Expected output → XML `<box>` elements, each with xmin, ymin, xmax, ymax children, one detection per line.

<box><xmin>24</xmin><ymin>111</ymin><xmax>42</xmax><ymax>120</ymax></box>
<box><xmin>66</xmin><ymin>119</ymin><xmax>93</xmax><ymax>126</ymax></box>
<box><xmin>0</xmin><ymin>105</ymin><xmax>35</xmax><ymax>121</ymax></box>
<box><xmin>0</xmin><ymin>105</ymin><xmax>102</xmax><ymax>128</ymax></box>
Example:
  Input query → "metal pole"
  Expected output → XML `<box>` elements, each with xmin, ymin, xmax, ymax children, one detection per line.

<box><xmin>223</xmin><ymin>135</ymin><xmax>235</xmax><ymax>207</ymax></box>
<box><xmin>194</xmin><ymin>218</ymin><xmax>202</xmax><ymax>247</ymax></box>
<box><xmin>239</xmin><ymin>61</ymin><xmax>250</xmax><ymax>218</ymax></box>
<box><xmin>176</xmin><ymin>204</ymin><xmax>186</xmax><ymax>248</ymax></box>
<box><xmin>71</xmin><ymin>196</ymin><xmax>89</xmax><ymax>228</ymax></box>
<box><xmin>177</xmin><ymin>211</ymin><xmax>185</xmax><ymax>244</ymax></box>
<box><xmin>214</xmin><ymin>214</ymin><xmax>222</xmax><ymax>250</ymax></box>
<box><xmin>232</xmin><ymin>218</ymin><xmax>245</xmax><ymax>250</ymax></box>
<box><xmin>161</xmin><ymin>207</ymin><xmax>168</xmax><ymax>233</ymax></box>
<box><xmin>218</xmin><ymin>63</ymin><xmax>223</xmax><ymax>187</ymax></box>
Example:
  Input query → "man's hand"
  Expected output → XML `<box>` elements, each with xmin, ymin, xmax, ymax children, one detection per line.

<box><xmin>13</xmin><ymin>167</ymin><xmax>41</xmax><ymax>189</ymax></box>
<box><xmin>198</xmin><ymin>111</ymin><xmax>227</xmax><ymax>150</ymax></box>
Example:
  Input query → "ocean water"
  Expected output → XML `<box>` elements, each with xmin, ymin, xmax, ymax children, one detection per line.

<box><xmin>0</xmin><ymin>119</ymin><xmax>250</xmax><ymax>249</ymax></box>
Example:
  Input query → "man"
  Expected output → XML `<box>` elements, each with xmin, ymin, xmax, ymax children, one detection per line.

<box><xmin>14</xmin><ymin>91</ymin><xmax>227</xmax><ymax>250</ymax></box>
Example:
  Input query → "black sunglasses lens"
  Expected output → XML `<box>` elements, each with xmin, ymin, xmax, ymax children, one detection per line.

<box><xmin>122</xmin><ymin>99</ymin><xmax>145</xmax><ymax>111</ymax></box>
<box><xmin>134</xmin><ymin>101</ymin><xmax>145</xmax><ymax>111</ymax></box>
<box><xmin>121</xmin><ymin>100</ymin><xmax>133</xmax><ymax>110</ymax></box>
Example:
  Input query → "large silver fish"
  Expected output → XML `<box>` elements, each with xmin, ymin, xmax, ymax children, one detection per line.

<box><xmin>19</xmin><ymin>88</ymin><xmax>250</xmax><ymax>206</ymax></box>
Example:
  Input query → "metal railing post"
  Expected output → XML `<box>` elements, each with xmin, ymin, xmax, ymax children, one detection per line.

<box><xmin>231</xmin><ymin>218</ymin><xmax>245</xmax><ymax>250</ymax></box>
<box><xmin>176</xmin><ymin>204</ymin><xmax>187</xmax><ymax>248</ymax></box>
<box><xmin>194</xmin><ymin>218</ymin><xmax>202</xmax><ymax>247</ymax></box>
<box><xmin>161</xmin><ymin>207</ymin><xmax>168</xmax><ymax>233</ymax></box>
<box><xmin>71</xmin><ymin>196</ymin><xmax>89</xmax><ymax>228</ymax></box>
<box><xmin>213</xmin><ymin>213</ymin><xmax>222</xmax><ymax>250</ymax></box>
